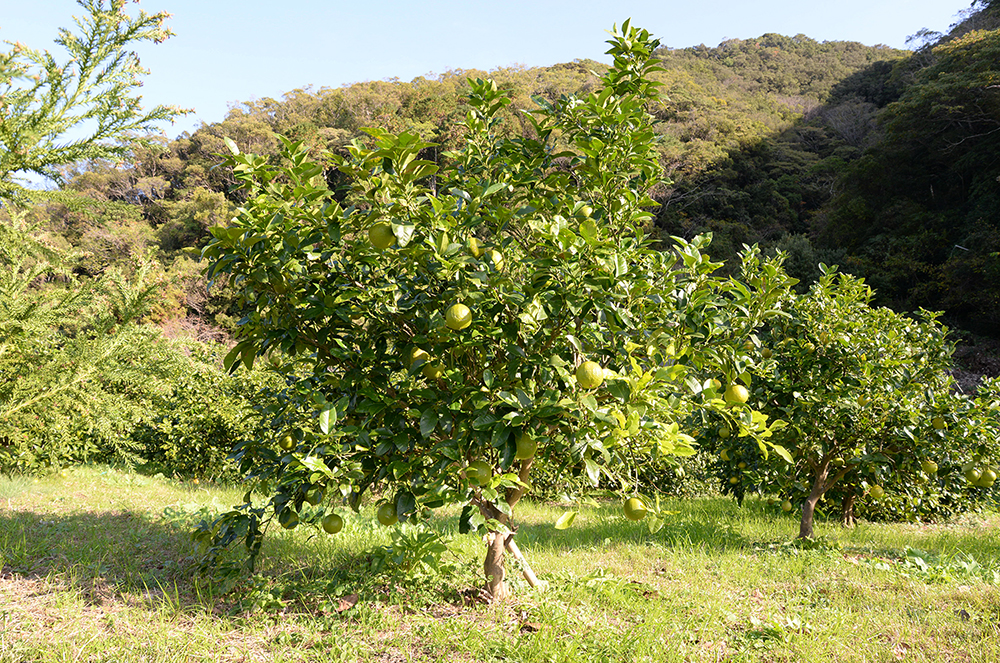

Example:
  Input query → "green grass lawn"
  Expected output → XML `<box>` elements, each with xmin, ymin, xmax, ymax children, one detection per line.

<box><xmin>2</xmin><ymin>466</ymin><xmax>999</xmax><ymax>662</ymax></box>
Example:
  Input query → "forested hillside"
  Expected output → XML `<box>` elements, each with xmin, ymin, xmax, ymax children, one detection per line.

<box><xmin>657</xmin><ymin>1</ymin><xmax>1000</xmax><ymax>337</ymax></box>
<box><xmin>11</xmin><ymin>1</ymin><xmax>999</xmax><ymax>345</ymax></box>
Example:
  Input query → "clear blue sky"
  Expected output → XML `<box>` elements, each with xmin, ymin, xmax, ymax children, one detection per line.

<box><xmin>1</xmin><ymin>0</ymin><xmax>976</xmax><ymax>136</ymax></box>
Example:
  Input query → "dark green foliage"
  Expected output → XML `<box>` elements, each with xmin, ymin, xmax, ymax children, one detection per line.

<box><xmin>131</xmin><ymin>344</ymin><xmax>278</xmax><ymax>478</ymax></box>
<box><xmin>818</xmin><ymin>26</ymin><xmax>1000</xmax><ymax>332</ymax></box>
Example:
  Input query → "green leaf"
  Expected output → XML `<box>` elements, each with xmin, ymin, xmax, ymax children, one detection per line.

<box><xmin>420</xmin><ymin>410</ymin><xmax>439</xmax><ymax>438</ymax></box>
<box><xmin>484</xmin><ymin>182</ymin><xmax>508</xmax><ymax>197</ymax></box>
<box><xmin>584</xmin><ymin>457</ymin><xmax>601</xmax><ymax>486</ymax></box>
<box><xmin>554</xmin><ymin>510</ymin><xmax>577</xmax><ymax>530</ymax></box>
<box><xmin>580</xmin><ymin>218</ymin><xmax>600</xmax><ymax>244</ymax></box>
<box><xmin>396</xmin><ymin>491</ymin><xmax>417</xmax><ymax>518</ymax></box>
<box><xmin>223</xmin><ymin>136</ymin><xmax>240</xmax><ymax>155</ymax></box>
<box><xmin>771</xmin><ymin>444</ymin><xmax>793</xmax><ymax>464</ymax></box>
<box><xmin>318</xmin><ymin>403</ymin><xmax>336</xmax><ymax>435</ymax></box>
<box><xmin>491</xmin><ymin>425</ymin><xmax>511</xmax><ymax>449</ymax></box>
<box><xmin>298</xmin><ymin>455</ymin><xmax>337</xmax><ymax>479</ymax></box>
<box><xmin>501</xmin><ymin>434</ymin><xmax>517</xmax><ymax>470</ymax></box>
<box><xmin>222</xmin><ymin>345</ymin><xmax>241</xmax><ymax>373</ymax></box>
<box><xmin>392</xmin><ymin>223</ymin><xmax>415</xmax><ymax>247</ymax></box>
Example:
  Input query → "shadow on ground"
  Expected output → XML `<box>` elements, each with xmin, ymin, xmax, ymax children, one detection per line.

<box><xmin>0</xmin><ymin>506</ymin><xmax>211</xmax><ymax>610</ymax></box>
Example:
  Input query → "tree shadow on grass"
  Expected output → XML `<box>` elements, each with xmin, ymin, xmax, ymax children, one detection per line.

<box><xmin>497</xmin><ymin>497</ymin><xmax>759</xmax><ymax>555</ymax></box>
<box><xmin>0</xmin><ymin>507</ymin><xmax>212</xmax><ymax>610</ymax></box>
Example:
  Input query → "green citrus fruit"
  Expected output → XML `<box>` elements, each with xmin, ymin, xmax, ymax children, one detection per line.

<box><xmin>781</xmin><ymin>500</ymin><xmax>793</xmax><ymax>512</ymax></box>
<box><xmin>720</xmin><ymin>449</ymin><xmax>731</xmax><ymax>461</ymax></box>
<box><xmin>467</xmin><ymin>460</ymin><xmax>493</xmax><ymax>486</ymax></box>
<box><xmin>729</xmin><ymin>477</ymin><xmax>739</xmax><ymax>484</ymax></box>
<box><xmin>377</xmin><ymin>503</ymin><xmax>398</xmax><ymax>526</ymax></box>
<box><xmin>445</xmin><ymin>304</ymin><xmax>472</xmax><ymax>331</ymax></box>
<box><xmin>724</xmin><ymin>384</ymin><xmax>749</xmax><ymax>404</ymax></box>
<box><xmin>322</xmin><ymin>513</ymin><xmax>344</xmax><ymax>534</ymax></box>
<box><xmin>279</xmin><ymin>434</ymin><xmax>295</xmax><ymax>450</ymax></box>
<box><xmin>515</xmin><ymin>432</ymin><xmax>537</xmax><ymax>460</ymax></box>
<box><xmin>719</xmin><ymin>427</ymin><xmax>731</xmax><ymax>439</ymax></box>
<box><xmin>422</xmin><ymin>362</ymin><xmax>445</xmax><ymax>379</ymax></box>
<box><xmin>623</xmin><ymin>497</ymin><xmax>647</xmax><ymax>521</ymax></box>
<box><xmin>368</xmin><ymin>222</ymin><xmax>396</xmax><ymax>250</ymax></box>
<box><xmin>932</xmin><ymin>417</ymin><xmax>946</xmax><ymax>430</ymax></box>
<box><xmin>921</xmin><ymin>460</ymin><xmax>938</xmax><ymax>474</ymax></box>
<box><xmin>966</xmin><ymin>467</ymin><xmax>983</xmax><ymax>483</ymax></box>
<box><xmin>761</xmin><ymin>347</ymin><xmax>773</xmax><ymax>359</ymax></box>
<box><xmin>869</xmin><ymin>485</ymin><xmax>885</xmax><ymax>500</ymax></box>
<box><xmin>468</xmin><ymin>237</ymin><xmax>483</xmax><ymax>257</ymax></box>
<box><xmin>710</xmin><ymin>379</ymin><xmax>722</xmax><ymax>390</ymax></box>
<box><xmin>487</xmin><ymin>249</ymin><xmax>504</xmax><ymax>270</ymax></box>
<box><xmin>278</xmin><ymin>509</ymin><xmax>299</xmax><ymax>530</ymax></box>
<box><xmin>737</xmin><ymin>462</ymin><xmax>747</xmax><ymax>470</ymax></box>
<box><xmin>576</xmin><ymin>361</ymin><xmax>604</xmax><ymax>389</ymax></box>
<box><xmin>409</xmin><ymin>347</ymin><xmax>430</xmax><ymax>369</ymax></box>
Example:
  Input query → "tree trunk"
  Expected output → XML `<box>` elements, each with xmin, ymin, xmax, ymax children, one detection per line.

<box><xmin>483</xmin><ymin>531</ymin><xmax>511</xmax><ymax>601</ymax></box>
<box><xmin>799</xmin><ymin>494</ymin><xmax>819</xmax><ymax>539</ymax></box>
<box><xmin>841</xmin><ymin>492</ymin><xmax>856</xmax><ymax>528</ymax></box>
<box><xmin>477</xmin><ymin>457</ymin><xmax>538</xmax><ymax>601</ymax></box>
<box><xmin>799</xmin><ymin>466</ymin><xmax>830</xmax><ymax>539</ymax></box>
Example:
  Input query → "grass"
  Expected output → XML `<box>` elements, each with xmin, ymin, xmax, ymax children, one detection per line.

<box><xmin>2</xmin><ymin>466</ymin><xmax>1000</xmax><ymax>662</ymax></box>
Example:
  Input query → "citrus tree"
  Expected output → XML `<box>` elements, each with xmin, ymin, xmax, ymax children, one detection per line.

<box><xmin>200</xmin><ymin>23</ymin><xmax>794</xmax><ymax>599</ymax></box>
<box><xmin>709</xmin><ymin>267</ymin><xmax>988</xmax><ymax>538</ymax></box>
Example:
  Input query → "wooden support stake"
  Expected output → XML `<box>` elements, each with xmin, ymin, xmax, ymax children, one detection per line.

<box><xmin>505</xmin><ymin>534</ymin><xmax>544</xmax><ymax>589</ymax></box>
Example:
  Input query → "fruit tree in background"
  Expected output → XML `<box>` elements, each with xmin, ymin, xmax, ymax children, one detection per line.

<box><xmin>201</xmin><ymin>22</ymin><xmax>795</xmax><ymax>599</ymax></box>
<box><xmin>712</xmin><ymin>267</ymin><xmax>999</xmax><ymax>538</ymax></box>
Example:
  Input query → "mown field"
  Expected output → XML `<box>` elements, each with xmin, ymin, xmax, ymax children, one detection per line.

<box><xmin>1</xmin><ymin>467</ymin><xmax>999</xmax><ymax>662</ymax></box>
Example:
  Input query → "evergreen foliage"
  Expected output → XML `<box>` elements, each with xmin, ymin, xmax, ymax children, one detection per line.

<box><xmin>0</xmin><ymin>0</ymin><xmax>192</xmax><ymax>472</ymax></box>
<box><xmin>0</xmin><ymin>0</ymin><xmax>186</xmax><ymax>201</ymax></box>
<box><xmin>0</xmin><ymin>212</ymin><xmax>174</xmax><ymax>469</ymax></box>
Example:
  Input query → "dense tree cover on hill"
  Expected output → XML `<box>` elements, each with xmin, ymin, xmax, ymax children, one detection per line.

<box><xmin>819</xmin><ymin>11</ymin><xmax>1000</xmax><ymax>332</ymax></box>
<box><xmin>13</xmin><ymin>5</ymin><xmax>998</xmax><ymax>344</ymax></box>
<box><xmin>658</xmin><ymin>1</ymin><xmax>1000</xmax><ymax>333</ymax></box>
<box><xmin>20</xmin><ymin>28</ymin><xmax>914</xmax><ymax>333</ymax></box>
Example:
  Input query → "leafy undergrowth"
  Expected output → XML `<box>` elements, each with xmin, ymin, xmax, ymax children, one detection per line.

<box><xmin>2</xmin><ymin>466</ymin><xmax>1000</xmax><ymax>662</ymax></box>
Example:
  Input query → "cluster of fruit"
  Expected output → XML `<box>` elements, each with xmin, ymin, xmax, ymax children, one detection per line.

<box><xmin>964</xmin><ymin>459</ymin><xmax>997</xmax><ymax>488</ymax></box>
